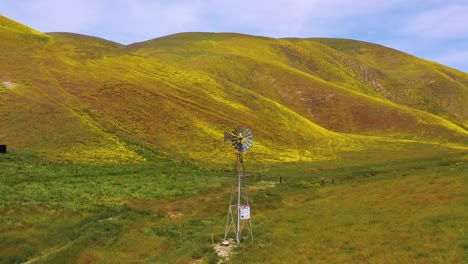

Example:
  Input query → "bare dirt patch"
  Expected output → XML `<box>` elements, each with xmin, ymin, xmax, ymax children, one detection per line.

<box><xmin>213</xmin><ymin>239</ymin><xmax>236</xmax><ymax>263</ymax></box>
<box><xmin>2</xmin><ymin>81</ymin><xmax>17</xmax><ymax>89</ymax></box>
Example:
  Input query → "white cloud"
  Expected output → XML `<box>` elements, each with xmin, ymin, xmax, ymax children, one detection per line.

<box><xmin>403</xmin><ymin>4</ymin><xmax>468</xmax><ymax>39</ymax></box>
<box><xmin>115</xmin><ymin>2</ymin><xmax>206</xmax><ymax>41</ymax></box>
<box><xmin>204</xmin><ymin>0</ymin><xmax>317</xmax><ymax>37</ymax></box>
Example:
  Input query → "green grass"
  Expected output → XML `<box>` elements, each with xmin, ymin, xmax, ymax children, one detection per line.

<box><xmin>1</xmin><ymin>144</ymin><xmax>466</xmax><ymax>263</ymax></box>
<box><xmin>0</xmin><ymin>151</ymin><xmax>228</xmax><ymax>209</ymax></box>
<box><xmin>232</xmin><ymin>147</ymin><xmax>467</xmax><ymax>263</ymax></box>
<box><xmin>0</xmin><ymin>151</ymin><xmax>230</xmax><ymax>263</ymax></box>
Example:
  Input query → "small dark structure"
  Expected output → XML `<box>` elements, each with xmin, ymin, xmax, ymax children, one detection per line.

<box><xmin>0</xmin><ymin>145</ymin><xmax>6</xmax><ymax>154</ymax></box>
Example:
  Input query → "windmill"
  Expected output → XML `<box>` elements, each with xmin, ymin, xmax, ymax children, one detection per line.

<box><xmin>223</xmin><ymin>126</ymin><xmax>253</xmax><ymax>245</ymax></box>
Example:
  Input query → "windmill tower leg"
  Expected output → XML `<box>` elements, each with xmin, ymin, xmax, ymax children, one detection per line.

<box><xmin>223</xmin><ymin>154</ymin><xmax>240</xmax><ymax>244</ymax></box>
<box><xmin>236</xmin><ymin>153</ymin><xmax>242</xmax><ymax>244</ymax></box>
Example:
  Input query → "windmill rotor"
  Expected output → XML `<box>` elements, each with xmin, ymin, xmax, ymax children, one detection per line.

<box><xmin>224</xmin><ymin>127</ymin><xmax>253</xmax><ymax>153</ymax></box>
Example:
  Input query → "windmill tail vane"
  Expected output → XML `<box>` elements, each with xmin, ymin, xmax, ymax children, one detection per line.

<box><xmin>224</xmin><ymin>131</ymin><xmax>233</xmax><ymax>142</ymax></box>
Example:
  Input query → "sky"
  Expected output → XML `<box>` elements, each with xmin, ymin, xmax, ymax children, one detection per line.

<box><xmin>2</xmin><ymin>0</ymin><xmax>467</xmax><ymax>72</ymax></box>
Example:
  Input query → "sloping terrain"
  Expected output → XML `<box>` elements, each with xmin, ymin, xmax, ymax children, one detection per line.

<box><xmin>309</xmin><ymin>38</ymin><xmax>468</xmax><ymax>128</ymax></box>
<box><xmin>125</xmin><ymin>33</ymin><xmax>467</xmax><ymax>139</ymax></box>
<box><xmin>0</xmin><ymin>16</ymin><xmax>467</xmax><ymax>164</ymax></box>
<box><xmin>0</xmin><ymin>17</ymin><xmax>143</xmax><ymax>162</ymax></box>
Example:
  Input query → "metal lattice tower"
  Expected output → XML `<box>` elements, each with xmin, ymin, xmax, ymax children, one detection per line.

<box><xmin>223</xmin><ymin>127</ymin><xmax>253</xmax><ymax>244</ymax></box>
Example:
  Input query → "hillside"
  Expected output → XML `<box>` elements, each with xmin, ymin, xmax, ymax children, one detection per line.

<box><xmin>126</xmin><ymin>33</ymin><xmax>467</xmax><ymax>137</ymax></box>
<box><xmin>0</xmin><ymin>16</ymin><xmax>467</xmax><ymax>164</ymax></box>
<box><xmin>309</xmin><ymin>38</ymin><xmax>468</xmax><ymax>128</ymax></box>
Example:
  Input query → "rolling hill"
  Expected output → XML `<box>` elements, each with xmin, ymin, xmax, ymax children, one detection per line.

<box><xmin>0</xmin><ymin>15</ymin><xmax>467</xmax><ymax>164</ymax></box>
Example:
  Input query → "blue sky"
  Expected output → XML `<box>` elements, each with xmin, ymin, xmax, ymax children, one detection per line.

<box><xmin>2</xmin><ymin>0</ymin><xmax>467</xmax><ymax>72</ymax></box>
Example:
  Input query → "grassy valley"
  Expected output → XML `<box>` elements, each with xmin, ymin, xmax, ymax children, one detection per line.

<box><xmin>1</xmin><ymin>145</ymin><xmax>466</xmax><ymax>263</ymax></box>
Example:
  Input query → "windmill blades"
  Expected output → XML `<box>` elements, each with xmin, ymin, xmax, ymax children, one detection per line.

<box><xmin>242</xmin><ymin>127</ymin><xmax>253</xmax><ymax>152</ymax></box>
<box><xmin>244</xmin><ymin>129</ymin><xmax>253</xmax><ymax>142</ymax></box>
<box><xmin>243</xmin><ymin>139</ymin><xmax>253</xmax><ymax>150</ymax></box>
<box><xmin>242</xmin><ymin>138</ymin><xmax>252</xmax><ymax>152</ymax></box>
<box><xmin>234</xmin><ymin>127</ymin><xmax>243</xmax><ymax>136</ymax></box>
<box><xmin>230</xmin><ymin>127</ymin><xmax>253</xmax><ymax>153</ymax></box>
<box><xmin>232</xmin><ymin>139</ymin><xmax>243</xmax><ymax>152</ymax></box>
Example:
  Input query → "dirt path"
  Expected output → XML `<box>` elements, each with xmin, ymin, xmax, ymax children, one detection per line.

<box><xmin>22</xmin><ymin>244</ymin><xmax>70</xmax><ymax>264</ymax></box>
